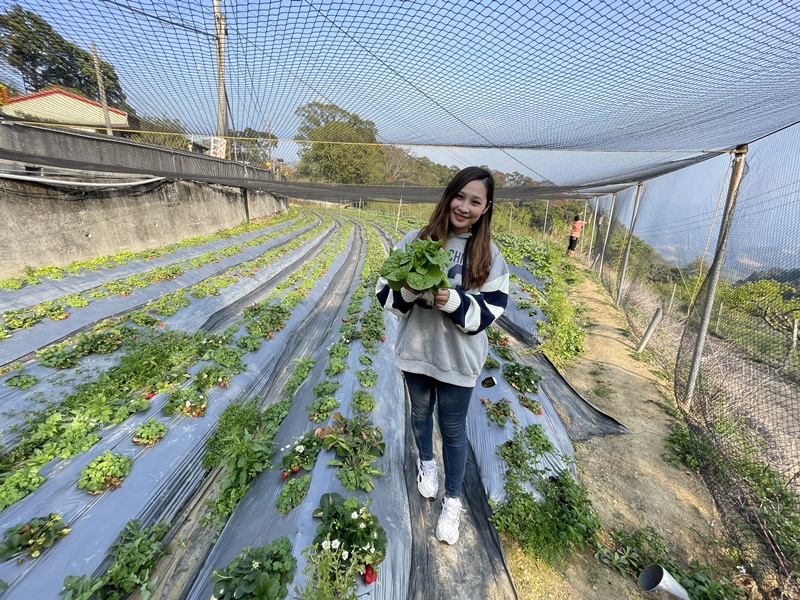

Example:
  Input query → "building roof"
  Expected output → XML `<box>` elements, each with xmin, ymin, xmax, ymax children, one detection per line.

<box><xmin>6</xmin><ymin>88</ymin><xmax>127</xmax><ymax>117</ymax></box>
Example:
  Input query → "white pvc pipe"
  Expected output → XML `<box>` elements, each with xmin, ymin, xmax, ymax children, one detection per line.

<box><xmin>0</xmin><ymin>172</ymin><xmax>165</xmax><ymax>188</ymax></box>
<box><xmin>639</xmin><ymin>564</ymin><xmax>690</xmax><ymax>600</ymax></box>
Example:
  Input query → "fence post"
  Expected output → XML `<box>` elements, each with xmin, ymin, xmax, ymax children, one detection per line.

<box><xmin>588</xmin><ymin>196</ymin><xmax>600</xmax><ymax>259</ymax></box>
<box><xmin>542</xmin><ymin>199</ymin><xmax>549</xmax><ymax>239</ymax></box>
<box><xmin>580</xmin><ymin>199</ymin><xmax>588</xmax><ymax>254</ymax></box>
<box><xmin>685</xmin><ymin>145</ymin><xmax>748</xmax><ymax>410</ymax></box>
<box><xmin>598</xmin><ymin>192</ymin><xmax>616</xmax><ymax>279</ymax></box>
<box><xmin>616</xmin><ymin>181</ymin><xmax>644</xmax><ymax>305</ymax></box>
<box><xmin>667</xmin><ymin>283</ymin><xmax>677</xmax><ymax>316</ymax></box>
<box><xmin>636</xmin><ymin>307</ymin><xmax>663</xmax><ymax>353</ymax></box>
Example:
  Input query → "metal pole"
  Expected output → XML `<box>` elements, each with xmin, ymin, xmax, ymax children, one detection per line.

<box><xmin>91</xmin><ymin>42</ymin><xmax>113</xmax><ymax>136</ymax></box>
<box><xmin>508</xmin><ymin>203</ymin><xmax>513</xmax><ymax>234</ymax></box>
<box><xmin>588</xmin><ymin>196</ymin><xmax>599</xmax><ymax>258</ymax></box>
<box><xmin>667</xmin><ymin>283</ymin><xmax>677</xmax><ymax>316</ymax></box>
<box><xmin>616</xmin><ymin>181</ymin><xmax>644</xmax><ymax>305</ymax></box>
<box><xmin>213</xmin><ymin>0</ymin><xmax>228</xmax><ymax>140</ymax></box>
<box><xmin>395</xmin><ymin>197</ymin><xmax>403</xmax><ymax>232</ymax></box>
<box><xmin>636</xmin><ymin>307</ymin><xmax>663</xmax><ymax>353</ymax></box>
<box><xmin>685</xmin><ymin>145</ymin><xmax>748</xmax><ymax>409</ymax></box>
<box><xmin>580</xmin><ymin>199</ymin><xmax>588</xmax><ymax>254</ymax></box>
<box><xmin>542</xmin><ymin>199</ymin><xmax>549</xmax><ymax>240</ymax></box>
<box><xmin>598</xmin><ymin>193</ymin><xmax>616</xmax><ymax>279</ymax></box>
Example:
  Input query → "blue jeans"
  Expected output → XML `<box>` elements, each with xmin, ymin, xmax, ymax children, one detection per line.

<box><xmin>404</xmin><ymin>371</ymin><xmax>473</xmax><ymax>498</ymax></box>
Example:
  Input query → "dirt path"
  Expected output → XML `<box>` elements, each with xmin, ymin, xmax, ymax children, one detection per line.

<box><xmin>504</xmin><ymin>271</ymin><xmax>750</xmax><ymax>599</ymax></box>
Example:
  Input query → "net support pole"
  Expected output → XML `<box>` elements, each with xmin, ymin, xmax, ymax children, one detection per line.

<box><xmin>588</xmin><ymin>196</ymin><xmax>599</xmax><ymax>258</ymax></box>
<box><xmin>685</xmin><ymin>145</ymin><xmax>748</xmax><ymax>410</ymax></box>
<box><xmin>579</xmin><ymin>199</ymin><xmax>588</xmax><ymax>254</ymax></box>
<box><xmin>91</xmin><ymin>42</ymin><xmax>113</xmax><ymax>136</ymax></box>
<box><xmin>616</xmin><ymin>181</ymin><xmax>644</xmax><ymax>305</ymax></box>
<box><xmin>395</xmin><ymin>196</ymin><xmax>403</xmax><ymax>232</ymax></box>
<box><xmin>542</xmin><ymin>199</ymin><xmax>549</xmax><ymax>239</ymax></box>
<box><xmin>598</xmin><ymin>192</ymin><xmax>616</xmax><ymax>279</ymax></box>
<box><xmin>213</xmin><ymin>0</ymin><xmax>228</xmax><ymax>140</ymax></box>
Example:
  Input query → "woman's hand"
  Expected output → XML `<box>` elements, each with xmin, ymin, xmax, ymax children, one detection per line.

<box><xmin>434</xmin><ymin>289</ymin><xmax>450</xmax><ymax>308</ymax></box>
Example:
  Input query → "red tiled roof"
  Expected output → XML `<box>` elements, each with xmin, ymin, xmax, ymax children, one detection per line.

<box><xmin>6</xmin><ymin>88</ymin><xmax>127</xmax><ymax>116</ymax></box>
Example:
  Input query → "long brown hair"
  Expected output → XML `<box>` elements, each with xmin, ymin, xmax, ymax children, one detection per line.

<box><xmin>418</xmin><ymin>166</ymin><xmax>495</xmax><ymax>289</ymax></box>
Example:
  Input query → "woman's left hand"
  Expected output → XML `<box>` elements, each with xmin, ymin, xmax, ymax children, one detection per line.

<box><xmin>434</xmin><ymin>289</ymin><xmax>450</xmax><ymax>308</ymax></box>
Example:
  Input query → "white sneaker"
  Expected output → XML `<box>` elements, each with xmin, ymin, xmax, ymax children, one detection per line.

<box><xmin>436</xmin><ymin>496</ymin><xmax>465</xmax><ymax>544</ymax></box>
<box><xmin>416</xmin><ymin>458</ymin><xmax>438</xmax><ymax>499</ymax></box>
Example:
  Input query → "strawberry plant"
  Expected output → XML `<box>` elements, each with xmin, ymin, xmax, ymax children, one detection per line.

<box><xmin>485</xmin><ymin>355</ymin><xmax>501</xmax><ymax>369</ymax></box>
<box><xmin>355</xmin><ymin>367</ymin><xmax>378</xmax><ymax>388</ymax></box>
<box><xmin>493</xmin><ymin>344</ymin><xmax>516</xmax><ymax>362</ymax></box>
<box><xmin>312</xmin><ymin>380</ymin><xmax>341</xmax><ymax>397</ymax></box>
<box><xmin>77</xmin><ymin>451</ymin><xmax>133</xmax><ymax>494</ymax></box>
<box><xmin>165</xmin><ymin>387</ymin><xmax>206</xmax><ymax>417</ymax></box>
<box><xmin>307</xmin><ymin>395</ymin><xmax>340</xmax><ymax>423</ymax></box>
<box><xmin>518</xmin><ymin>394</ymin><xmax>543</xmax><ymax>415</ymax></box>
<box><xmin>35</xmin><ymin>343</ymin><xmax>80</xmax><ymax>369</ymax></box>
<box><xmin>0</xmin><ymin>465</ymin><xmax>45</xmax><ymax>511</ymax></box>
<box><xmin>235</xmin><ymin>334</ymin><xmax>262</xmax><ymax>352</ymax></box>
<box><xmin>279</xmin><ymin>430</ymin><xmax>324</xmax><ymax>476</ymax></box>
<box><xmin>194</xmin><ymin>363</ymin><xmax>232</xmax><ymax>390</ymax></box>
<box><xmin>212</xmin><ymin>346</ymin><xmax>246</xmax><ymax>374</ymax></box>
<box><xmin>276</xmin><ymin>474</ymin><xmax>311</xmax><ymax>515</ymax></box>
<box><xmin>502</xmin><ymin>362</ymin><xmax>542</xmax><ymax>393</ymax></box>
<box><xmin>301</xmin><ymin>493</ymin><xmax>387</xmax><ymax>597</ymax></box>
<box><xmin>480</xmin><ymin>397</ymin><xmax>516</xmax><ymax>427</ymax></box>
<box><xmin>211</xmin><ymin>537</ymin><xmax>296</xmax><ymax>600</ymax></box>
<box><xmin>5</xmin><ymin>372</ymin><xmax>39</xmax><ymax>391</ymax></box>
<box><xmin>352</xmin><ymin>390</ymin><xmax>376</xmax><ymax>413</ymax></box>
<box><xmin>2</xmin><ymin>309</ymin><xmax>38</xmax><ymax>330</ymax></box>
<box><xmin>203</xmin><ymin>398</ymin><xmax>264</xmax><ymax>469</ymax></box>
<box><xmin>0</xmin><ymin>513</ymin><xmax>70</xmax><ymax>560</ymax></box>
<box><xmin>133</xmin><ymin>418</ymin><xmax>168</xmax><ymax>446</ymax></box>
<box><xmin>63</xmin><ymin>519</ymin><xmax>170</xmax><ymax>600</ymax></box>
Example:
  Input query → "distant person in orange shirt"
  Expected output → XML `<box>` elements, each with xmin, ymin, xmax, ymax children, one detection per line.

<box><xmin>567</xmin><ymin>214</ymin><xmax>587</xmax><ymax>257</ymax></box>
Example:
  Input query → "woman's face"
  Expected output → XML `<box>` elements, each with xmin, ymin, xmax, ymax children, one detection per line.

<box><xmin>449</xmin><ymin>179</ymin><xmax>489</xmax><ymax>234</ymax></box>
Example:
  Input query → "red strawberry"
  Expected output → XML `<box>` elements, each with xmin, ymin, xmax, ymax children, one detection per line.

<box><xmin>159</xmin><ymin>322</ymin><xmax>165</xmax><ymax>327</ymax></box>
<box><xmin>381</xmin><ymin>336</ymin><xmax>386</xmax><ymax>342</ymax></box>
<box><xmin>537</xmin><ymin>409</ymin><xmax>543</xmax><ymax>415</ymax></box>
<box><xmin>292</xmin><ymin>465</ymin><xmax>300</xmax><ymax>473</ymax></box>
<box><xmin>281</xmin><ymin>471</ymin><xmax>288</xmax><ymax>479</ymax></box>
<box><xmin>145</xmin><ymin>392</ymin><xmax>155</xmax><ymax>399</ymax></box>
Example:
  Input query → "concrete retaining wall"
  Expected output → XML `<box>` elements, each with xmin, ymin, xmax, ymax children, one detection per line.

<box><xmin>0</xmin><ymin>178</ymin><xmax>287</xmax><ymax>279</ymax></box>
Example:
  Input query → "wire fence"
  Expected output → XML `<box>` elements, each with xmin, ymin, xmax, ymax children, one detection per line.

<box><xmin>583</xmin><ymin>125</ymin><xmax>800</xmax><ymax>598</ymax></box>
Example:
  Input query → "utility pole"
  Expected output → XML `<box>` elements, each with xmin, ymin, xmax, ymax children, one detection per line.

<box><xmin>213</xmin><ymin>0</ymin><xmax>228</xmax><ymax>143</ymax></box>
<box><xmin>91</xmin><ymin>42</ymin><xmax>113</xmax><ymax>136</ymax></box>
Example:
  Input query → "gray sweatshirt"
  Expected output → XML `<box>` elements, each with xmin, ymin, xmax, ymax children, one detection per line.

<box><xmin>376</xmin><ymin>229</ymin><xmax>509</xmax><ymax>387</ymax></box>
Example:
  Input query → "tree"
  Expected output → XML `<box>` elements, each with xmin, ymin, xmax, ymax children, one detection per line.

<box><xmin>0</xmin><ymin>5</ymin><xmax>127</xmax><ymax>108</ymax></box>
<box><xmin>130</xmin><ymin>116</ymin><xmax>189</xmax><ymax>151</ymax></box>
<box><xmin>294</xmin><ymin>102</ymin><xmax>384</xmax><ymax>184</ymax></box>
<box><xmin>723</xmin><ymin>279</ymin><xmax>800</xmax><ymax>369</ymax></box>
<box><xmin>229</xmin><ymin>127</ymin><xmax>278</xmax><ymax>168</ymax></box>
<box><xmin>505</xmin><ymin>172</ymin><xmax>537</xmax><ymax>188</ymax></box>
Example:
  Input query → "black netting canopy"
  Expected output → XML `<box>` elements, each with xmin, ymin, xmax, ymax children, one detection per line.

<box><xmin>1</xmin><ymin>0</ymin><xmax>799</xmax><ymax>196</ymax></box>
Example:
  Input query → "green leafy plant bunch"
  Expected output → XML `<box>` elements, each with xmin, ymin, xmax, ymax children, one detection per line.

<box><xmin>132</xmin><ymin>418</ymin><xmax>168</xmax><ymax>446</ymax></box>
<box><xmin>320</xmin><ymin>413</ymin><xmax>385</xmax><ymax>492</ymax></box>
<box><xmin>301</xmin><ymin>493</ymin><xmax>387</xmax><ymax>598</ymax></box>
<box><xmin>379</xmin><ymin>237</ymin><xmax>450</xmax><ymax>305</ymax></box>
<box><xmin>77</xmin><ymin>450</ymin><xmax>134</xmax><ymax>494</ymax></box>
<box><xmin>63</xmin><ymin>519</ymin><xmax>170</xmax><ymax>600</ymax></box>
<box><xmin>480</xmin><ymin>397</ymin><xmax>517</xmax><ymax>427</ymax></box>
<box><xmin>279</xmin><ymin>429</ymin><xmax>325</xmax><ymax>479</ymax></box>
<box><xmin>211</xmin><ymin>537</ymin><xmax>297</xmax><ymax>600</ymax></box>
<box><xmin>0</xmin><ymin>513</ymin><xmax>70</xmax><ymax>560</ymax></box>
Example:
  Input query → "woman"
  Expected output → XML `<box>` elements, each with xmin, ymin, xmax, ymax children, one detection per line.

<box><xmin>567</xmin><ymin>214</ymin><xmax>587</xmax><ymax>257</ymax></box>
<box><xmin>375</xmin><ymin>166</ymin><xmax>509</xmax><ymax>544</ymax></box>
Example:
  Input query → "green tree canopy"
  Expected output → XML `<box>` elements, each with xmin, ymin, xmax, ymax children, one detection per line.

<box><xmin>130</xmin><ymin>116</ymin><xmax>189</xmax><ymax>151</ymax></box>
<box><xmin>0</xmin><ymin>5</ymin><xmax>128</xmax><ymax>109</ymax></box>
<box><xmin>229</xmin><ymin>127</ymin><xmax>278</xmax><ymax>168</ymax></box>
<box><xmin>295</xmin><ymin>102</ymin><xmax>384</xmax><ymax>184</ymax></box>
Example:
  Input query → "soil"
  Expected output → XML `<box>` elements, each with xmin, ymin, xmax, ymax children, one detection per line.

<box><xmin>503</xmin><ymin>270</ymin><xmax>759</xmax><ymax>600</ymax></box>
